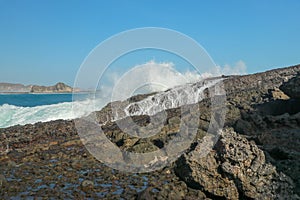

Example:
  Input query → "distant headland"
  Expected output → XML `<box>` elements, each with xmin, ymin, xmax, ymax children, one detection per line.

<box><xmin>0</xmin><ymin>82</ymin><xmax>79</xmax><ymax>94</ymax></box>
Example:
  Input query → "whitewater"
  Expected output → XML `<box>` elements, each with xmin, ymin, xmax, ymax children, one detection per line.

<box><xmin>0</xmin><ymin>79</ymin><xmax>224</xmax><ymax>129</ymax></box>
<box><xmin>0</xmin><ymin>61</ymin><xmax>231</xmax><ymax>129</ymax></box>
<box><xmin>0</xmin><ymin>100</ymin><xmax>97</xmax><ymax>128</ymax></box>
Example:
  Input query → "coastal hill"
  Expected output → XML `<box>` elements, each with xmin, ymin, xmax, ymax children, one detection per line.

<box><xmin>30</xmin><ymin>82</ymin><xmax>73</xmax><ymax>93</ymax></box>
<box><xmin>0</xmin><ymin>82</ymin><xmax>31</xmax><ymax>93</ymax></box>
<box><xmin>0</xmin><ymin>64</ymin><xmax>299</xmax><ymax>198</ymax></box>
<box><xmin>0</xmin><ymin>82</ymin><xmax>77</xmax><ymax>93</ymax></box>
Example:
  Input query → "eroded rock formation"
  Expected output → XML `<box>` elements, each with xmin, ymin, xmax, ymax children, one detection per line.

<box><xmin>0</xmin><ymin>64</ymin><xmax>300</xmax><ymax>199</ymax></box>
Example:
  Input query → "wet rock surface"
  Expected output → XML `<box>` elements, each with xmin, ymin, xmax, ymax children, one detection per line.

<box><xmin>0</xmin><ymin>64</ymin><xmax>300</xmax><ymax>199</ymax></box>
<box><xmin>0</xmin><ymin>120</ymin><xmax>189</xmax><ymax>199</ymax></box>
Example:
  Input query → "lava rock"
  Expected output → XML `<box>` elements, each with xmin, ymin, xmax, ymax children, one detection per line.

<box><xmin>175</xmin><ymin>128</ymin><xmax>299</xmax><ymax>199</ymax></box>
<box><xmin>280</xmin><ymin>74</ymin><xmax>300</xmax><ymax>99</ymax></box>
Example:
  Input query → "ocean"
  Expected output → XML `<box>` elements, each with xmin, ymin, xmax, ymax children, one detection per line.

<box><xmin>0</xmin><ymin>93</ymin><xmax>101</xmax><ymax>128</ymax></box>
<box><xmin>0</xmin><ymin>76</ymin><xmax>222</xmax><ymax>129</ymax></box>
<box><xmin>0</xmin><ymin>63</ymin><xmax>218</xmax><ymax>129</ymax></box>
<box><xmin>0</xmin><ymin>93</ymin><xmax>75</xmax><ymax>107</ymax></box>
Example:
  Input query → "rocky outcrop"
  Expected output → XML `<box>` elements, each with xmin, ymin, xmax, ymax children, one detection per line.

<box><xmin>82</xmin><ymin>64</ymin><xmax>300</xmax><ymax>198</ymax></box>
<box><xmin>280</xmin><ymin>74</ymin><xmax>300</xmax><ymax>99</ymax></box>
<box><xmin>30</xmin><ymin>82</ymin><xmax>74</xmax><ymax>93</ymax></box>
<box><xmin>175</xmin><ymin>128</ymin><xmax>298</xmax><ymax>199</ymax></box>
<box><xmin>229</xmin><ymin>73</ymin><xmax>300</xmax><ymax>196</ymax></box>
<box><xmin>0</xmin><ymin>64</ymin><xmax>300</xmax><ymax>198</ymax></box>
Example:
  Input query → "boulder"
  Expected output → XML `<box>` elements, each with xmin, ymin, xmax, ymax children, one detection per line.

<box><xmin>175</xmin><ymin>128</ymin><xmax>298</xmax><ymax>199</ymax></box>
<box><xmin>280</xmin><ymin>75</ymin><xmax>300</xmax><ymax>99</ymax></box>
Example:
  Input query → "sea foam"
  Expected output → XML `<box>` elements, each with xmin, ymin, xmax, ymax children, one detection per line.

<box><xmin>0</xmin><ymin>62</ymin><xmax>225</xmax><ymax>128</ymax></box>
<box><xmin>0</xmin><ymin>99</ymin><xmax>101</xmax><ymax>128</ymax></box>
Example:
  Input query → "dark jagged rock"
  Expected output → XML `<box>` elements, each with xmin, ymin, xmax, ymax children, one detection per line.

<box><xmin>0</xmin><ymin>64</ymin><xmax>300</xmax><ymax>199</ymax></box>
<box><xmin>280</xmin><ymin>74</ymin><xmax>300</xmax><ymax>99</ymax></box>
<box><xmin>233</xmin><ymin>109</ymin><xmax>300</xmax><ymax>195</ymax></box>
<box><xmin>175</xmin><ymin>128</ymin><xmax>298</xmax><ymax>199</ymax></box>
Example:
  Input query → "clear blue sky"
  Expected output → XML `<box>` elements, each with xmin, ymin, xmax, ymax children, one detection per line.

<box><xmin>1</xmin><ymin>0</ymin><xmax>300</xmax><ymax>86</ymax></box>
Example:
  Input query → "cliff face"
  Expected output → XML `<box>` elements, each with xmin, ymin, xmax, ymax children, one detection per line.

<box><xmin>30</xmin><ymin>82</ymin><xmax>73</xmax><ymax>93</ymax></box>
<box><xmin>0</xmin><ymin>64</ymin><xmax>299</xmax><ymax>199</ymax></box>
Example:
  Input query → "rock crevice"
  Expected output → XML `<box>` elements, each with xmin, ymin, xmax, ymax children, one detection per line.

<box><xmin>175</xmin><ymin>128</ymin><xmax>298</xmax><ymax>199</ymax></box>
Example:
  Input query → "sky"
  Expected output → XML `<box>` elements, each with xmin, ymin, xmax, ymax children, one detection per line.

<box><xmin>0</xmin><ymin>0</ymin><xmax>300</xmax><ymax>86</ymax></box>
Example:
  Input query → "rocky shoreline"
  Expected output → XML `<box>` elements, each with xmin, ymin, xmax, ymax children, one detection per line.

<box><xmin>0</xmin><ymin>65</ymin><xmax>300</xmax><ymax>199</ymax></box>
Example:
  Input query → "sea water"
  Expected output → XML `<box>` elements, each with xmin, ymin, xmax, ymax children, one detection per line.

<box><xmin>0</xmin><ymin>93</ymin><xmax>76</xmax><ymax>107</ymax></box>
<box><xmin>0</xmin><ymin>78</ymin><xmax>223</xmax><ymax>129</ymax></box>
<box><xmin>0</xmin><ymin>93</ymin><xmax>97</xmax><ymax>128</ymax></box>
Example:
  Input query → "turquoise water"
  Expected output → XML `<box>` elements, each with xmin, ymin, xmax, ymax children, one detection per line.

<box><xmin>0</xmin><ymin>93</ymin><xmax>75</xmax><ymax>107</ymax></box>
<box><xmin>0</xmin><ymin>93</ymin><xmax>105</xmax><ymax>128</ymax></box>
<box><xmin>0</xmin><ymin>78</ymin><xmax>220</xmax><ymax>128</ymax></box>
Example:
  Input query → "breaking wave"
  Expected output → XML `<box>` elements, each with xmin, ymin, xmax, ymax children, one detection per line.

<box><xmin>0</xmin><ymin>61</ymin><xmax>230</xmax><ymax>128</ymax></box>
<box><xmin>0</xmin><ymin>79</ymin><xmax>223</xmax><ymax>128</ymax></box>
<box><xmin>0</xmin><ymin>99</ymin><xmax>104</xmax><ymax>128</ymax></box>
<box><xmin>124</xmin><ymin>79</ymin><xmax>222</xmax><ymax>117</ymax></box>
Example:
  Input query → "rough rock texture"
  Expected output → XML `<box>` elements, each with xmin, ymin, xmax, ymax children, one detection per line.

<box><xmin>0</xmin><ymin>64</ymin><xmax>300</xmax><ymax>199</ymax></box>
<box><xmin>0</xmin><ymin>120</ymin><xmax>191</xmax><ymax>199</ymax></box>
<box><xmin>280</xmin><ymin>74</ymin><xmax>300</xmax><ymax>99</ymax></box>
<box><xmin>231</xmin><ymin>74</ymin><xmax>300</xmax><ymax>195</ymax></box>
<box><xmin>175</xmin><ymin>128</ymin><xmax>298</xmax><ymax>199</ymax></box>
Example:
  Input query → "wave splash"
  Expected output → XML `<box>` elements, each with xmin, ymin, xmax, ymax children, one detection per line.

<box><xmin>0</xmin><ymin>62</ymin><xmax>227</xmax><ymax>128</ymax></box>
<box><xmin>0</xmin><ymin>79</ymin><xmax>222</xmax><ymax>129</ymax></box>
<box><xmin>108</xmin><ymin>78</ymin><xmax>222</xmax><ymax>122</ymax></box>
<box><xmin>125</xmin><ymin>79</ymin><xmax>221</xmax><ymax>117</ymax></box>
<box><xmin>0</xmin><ymin>100</ymin><xmax>103</xmax><ymax>128</ymax></box>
